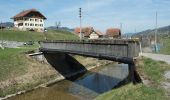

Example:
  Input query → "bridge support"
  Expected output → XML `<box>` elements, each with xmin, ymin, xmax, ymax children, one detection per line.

<box><xmin>128</xmin><ymin>60</ymin><xmax>141</xmax><ymax>84</ymax></box>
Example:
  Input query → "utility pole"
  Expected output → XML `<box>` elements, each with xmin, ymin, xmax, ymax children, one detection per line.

<box><xmin>0</xmin><ymin>21</ymin><xmax>2</xmax><ymax>30</ymax></box>
<box><xmin>120</xmin><ymin>23</ymin><xmax>123</xmax><ymax>38</ymax></box>
<box><xmin>0</xmin><ymin>20</ymin><xmax>4</xmax><ymax>50</ymax></box>
<box><xmin>155</xmin><ymin>12</ymin><xmax>157</xmax><ymax>44</ymax></box>
<box><xmin>79</xmin><ymin>8</ymin><xmax>83</xmax><ymax>40</ymax></box>
<box><xmin>155</xmin><ymin>12</ymin><xmax>158</xmax><ymax>52</ymax></box>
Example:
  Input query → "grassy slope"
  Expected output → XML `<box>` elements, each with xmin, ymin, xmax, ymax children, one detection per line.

<box><xmin>0</xmin><ymin>30</ymin><xmax>78</xmax><ymax>41</ymax></box>
<box><xmin>96</xmin><ymin>58</ymin><xmax>170</xmax><ymax>100</ymax></box>
<box><xmin>160</xmin><ymin>38</ymin><xmax>170</xmax><ymax>55</ymax></box>
<box><xmin>0</xmin><ymin>30</ymin><xmax>78</xmax><ymax>97</ymax></box>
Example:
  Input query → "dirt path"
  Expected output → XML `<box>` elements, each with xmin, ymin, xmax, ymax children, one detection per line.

<box><xmin>142</xmin><ymin>53</ymin><xmax>170</xmax><ymax>64</ymax></box>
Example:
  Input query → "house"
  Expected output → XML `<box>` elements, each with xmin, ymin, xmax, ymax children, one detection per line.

<box><xmin>74</xmin><ymin>27</ymin><xmax>103</xmax><ymax>39</ymax></box>
<box><xmin>106</xmin><ymin>28</ymin><xmax>121</xmax><ymax>38</ymax></box>
<box><xmin>74</xmin><ymin>27</ymin><xmax>94</xmax><ymax>38</ymax></box>
<box><xmin>89</xmin><ymin>30</ymin><xmax>103</xmax><ymax>39</ymax></box>
<box><xmin>11</xmin><ymin>9</ymin><xmax>47</xmax><ymax>32</ymax></box>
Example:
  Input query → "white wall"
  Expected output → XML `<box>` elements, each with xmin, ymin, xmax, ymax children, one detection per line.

<box><xmin>14</xmin><ymin>17</ymin><xmax>45</xmax><ymax>32</ymax></box>
<box><xmin>89</xmin><ymin>32</ymin><xmax>99</xmax><ymax>39</ymax></box>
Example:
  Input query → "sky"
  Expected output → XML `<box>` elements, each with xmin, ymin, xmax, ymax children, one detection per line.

<box><xmin>0</xmin><ymin>0</ymin><xmax>170</xmax><ymax>33</ymax></box>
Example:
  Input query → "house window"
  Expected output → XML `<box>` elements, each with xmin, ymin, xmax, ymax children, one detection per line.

<box><xmin>18</xmin><ymin>23</ymin><xmax>23</xmax><ymax>26</ymax></box>
<box><xmin>30</xmin><ymin>23</ymin><xmax>34</xmax><ymax>26</ymax></box>
<box><xmin>40</xmin><ymin>19</ymin><xmax>43</xmax><ymax>22</ymax></box>
<box><xmin>24</xmin><ymin>18</ymin><xmax>29</xmax><ymax>21</ymax></box>
<box><xmin>30</xmin><ymin>19</ymin><xmax>34</xmax><ymax>21</ymax></box>
<box><xmin>35</xmin><ymin>19</ymin><xmax>38</xmax><ymax>22</ymax></box>
<box><xmin>35</xmin><ymin>24</ymin><xmax>38</xmax><ymax>26</ymax></box>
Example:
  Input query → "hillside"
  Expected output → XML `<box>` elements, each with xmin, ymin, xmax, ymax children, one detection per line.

<box><xmin>0</xmin><ymin>30</ymin><xmax>79</xmax><ymax>42</ymax></box>
<box><xmin>133</xmin><ymin>25</ymin><xmax>170</xmax><ymax>37</ymax></box>
<box><xmin>47</xmin><ymin>26</ymin><xmax>74</xmax><ymax>32</ymax></box>
<box><xmin>0</xmin><ymin>22</ymin><xmax>14</xmax><ymax>27</ymax></box>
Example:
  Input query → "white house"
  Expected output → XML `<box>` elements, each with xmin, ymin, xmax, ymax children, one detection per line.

<box><xmin>11</xmin><ymin>9</ymin><xmax>47</xmax><ymax>32</ymax></box>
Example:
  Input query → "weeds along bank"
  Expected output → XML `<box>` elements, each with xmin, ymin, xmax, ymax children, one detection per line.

<box><xmin>96</xmin><ymin>58</ymin><xmax>170</xmax><ymax>100</ymax></box>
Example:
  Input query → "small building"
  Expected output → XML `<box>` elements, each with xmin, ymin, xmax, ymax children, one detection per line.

<box><xmin>106</xmin><ymin>28</ymin><xmax>121</xmax><ymax>38</ymax></box>
<box><xmin>11</xmin><ymin>9</ymin><xmax>47</xmax><ymax>32</ymax></box>
<box><xmin>89</xmin><ymin>30</ymin><xmax>103</xmax><ymax>39</ymax></box>
<box><xmin>74</xmin><ymin>27</ymin><xmax>103</xmax><ymax>39</ymax></box>
<box><xmin>74</xmin><ymin>27</ymin><xmax>94</xmax><ymax>38</ymax></box>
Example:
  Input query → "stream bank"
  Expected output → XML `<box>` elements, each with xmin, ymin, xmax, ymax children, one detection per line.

<box><xmin>0</xmin><ymin>52</ymin><xmax>113</xmax><ymax>100</ymax></box>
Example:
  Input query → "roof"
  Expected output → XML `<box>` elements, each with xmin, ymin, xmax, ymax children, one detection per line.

<box><xmin>74</xmin><ymin>27</ymin><xmax>94</xmax><ymax>37</ymax></box>
<box><xmin>106</xmin><ymin>28</ymin><xmax>121</xmax><ymax>37</ymax></box>
<box><xmin>94</xmin><ymin>30</ymin><xmax>103</xmax><ymax>36</ymax></box>
<box><xmin>11</xmin><ymin>9</ymin><xmax>47</xmax><ymax>19</ymax></box>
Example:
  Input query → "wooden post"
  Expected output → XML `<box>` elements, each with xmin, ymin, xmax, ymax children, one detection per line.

<box><xmin>128</xmin><ymin>59</ymin><xmax>142</xmax><ymax>84</ymax></box>
<box><xmin>128</xmin><ymin>63</ymin><xmax>136</xmax><ymax>84</ymax></box>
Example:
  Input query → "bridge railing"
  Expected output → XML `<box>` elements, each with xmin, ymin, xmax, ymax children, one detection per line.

<box><xmin>39</xmin><ymin>39</ymin><xmax>140</xmax><ymax>58</ymax></box>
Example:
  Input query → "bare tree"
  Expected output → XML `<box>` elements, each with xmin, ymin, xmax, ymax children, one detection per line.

<box><xmin>55</xmin><ymin>21</ymin><xmax>61</xmax><ymax>29</ymax></box>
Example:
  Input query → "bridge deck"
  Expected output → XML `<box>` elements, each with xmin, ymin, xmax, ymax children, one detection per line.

<box><xmin>39</xmin><ymin>39</ymin><xmax>139</xmax><ymax>59</ymax></box>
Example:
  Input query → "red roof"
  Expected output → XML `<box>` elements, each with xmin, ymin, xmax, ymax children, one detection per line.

<box><xmin>11</xmin><ymin>9</ymin><xmax>47</xmax><ymax>19</ymax></box>
<box><xmin>74</xmin><ymin>27</ymin><xmax>94</xmax><ymax>37</ymax></box>
<box><xmin>106</xmin><ymin>28</ymin><xmax>121</xmax><ymax>37</ymax></box>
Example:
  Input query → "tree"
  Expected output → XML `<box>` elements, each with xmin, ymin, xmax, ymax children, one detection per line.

<box><xmin>55</xmin><ymin>21</ymin><xmax>61</xmax><ymax>29</ymax></box>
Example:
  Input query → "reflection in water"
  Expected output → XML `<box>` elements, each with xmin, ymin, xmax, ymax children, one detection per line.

<box><xmin>8</xmin><ymin>64</ymin><xmax>128</xmax><ymax>100</ymax></box>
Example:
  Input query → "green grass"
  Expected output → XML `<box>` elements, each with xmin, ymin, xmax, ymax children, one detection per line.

<box><xmin>0</xmin><ymin>45</ymin><xmax>38</xmax><ymax>81</ymax></box>
<box><xmin>96</xmin><ymin>58</ymin><xmax>170</xmax><ymax>100</ymax></box>
<box><xmin>142</xmin><ymin>58</ymin><xmax>169</xmax><ymax>84</ymax></box>
<box><xmin>0</xmin><ymin>30</ymin><xmax>78</xmax><ymax>42</ymax></box>
<box><xmin>96</xmin><ymin>84</ymin><xmax>165</xmax><ymax>100</ymax></box>
<box><xmin>160</xmin><ymin>38</ymin><xmax>170</xmax><ymax>55</ymax></box>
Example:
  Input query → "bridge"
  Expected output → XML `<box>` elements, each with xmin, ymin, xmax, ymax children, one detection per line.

<box><xmin>39</xmin><ymin>39</ymin><xmax>141</xmax><ymax>84</ymax></box>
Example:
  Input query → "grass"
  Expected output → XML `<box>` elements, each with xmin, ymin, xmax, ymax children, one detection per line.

<box><xmin>0</xmin><ymin>29</ymin><xmax>78</xmax><ymax>97</ymax></box>
<box><xmin>0</xmin><ymin>45</ymin><xmax>59</xmax><ymax>97</ymax></box>
<box><xmin>0</xmin><ymin>45</ymin><xmax>38</xmax><ymax>81</ymax></box>
<box><xmin>160</xmin><ymin>38</ymin><xmax>170</xmax><ymax>55</ymax></box>
<box><xmin>96</xmin><ymin>58</ymin><xmax>170</xmax><ymax>100</ymax></box>
<box><xmin>0</xmin><ymin>29</ymin><xmax>79</xmax><ymax>42</ymax></box>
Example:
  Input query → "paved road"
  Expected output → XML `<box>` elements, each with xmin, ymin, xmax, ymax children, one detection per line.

<box><xmin>142</xmin><ymin>53</ymin><xmax>170</xmax><ymax>64</ymax></box>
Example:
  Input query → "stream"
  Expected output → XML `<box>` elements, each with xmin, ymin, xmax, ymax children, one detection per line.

<box><xmin>8</xmin><ymin>63</ymin><xmax>129</xmax><ymax>100</ymax></box>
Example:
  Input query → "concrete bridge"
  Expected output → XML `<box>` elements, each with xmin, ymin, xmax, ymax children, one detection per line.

<box><xmin>39</xmin><ymin>39</ymin><xmax>141</xmax><ymax>84</ymax></box>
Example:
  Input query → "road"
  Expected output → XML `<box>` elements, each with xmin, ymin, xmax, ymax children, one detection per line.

<box><xmin>142</xmin><ymin>53</ymin><xmax>170</xmax><ymax>64</ymax></box>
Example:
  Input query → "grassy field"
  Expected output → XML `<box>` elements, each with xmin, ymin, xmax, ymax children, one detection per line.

<box><xmin>160</xmin><ymin>38</ymin><xmax>170</xmax><ymax>55</ymax></box>
<box><xmin>96</xmin><ymin>58</ymin><xmax>170</xmax><ymax>100</ymax></box>
<box><xmin>0</xmin><ymin>29</ymin><xmax>79</xmax><ymax>97</ymax></box>
<box><xmin>0</xmin><ymin>30</ymin><xmax>79</xmax><ymax>42</ymax></box>
<box><xmin>0</xmin><ymin>45</ymin><xmax>59</xmax><ymax>97</ymax></box>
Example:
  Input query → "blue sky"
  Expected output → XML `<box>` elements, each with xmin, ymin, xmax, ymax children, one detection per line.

<box><xmin>0</xmin><ymin>0</ymin><xmax>170</xmax><ymax>33</ymax></box>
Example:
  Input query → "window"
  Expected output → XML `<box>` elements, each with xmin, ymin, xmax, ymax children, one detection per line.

<box><xmin>18</xmin><ymin>23</ymin><xmax>23</xmax><ymax>26</ymax></box>
<box><xmin>35</xmin><ymin>24</ymin><xmax>38</xmax><ymax>26</ymax></box>
<box><xmin>40</xmin><ymin>19</ymin><xmax>43</xmax><ymax>22</ymax></box>
<box><xmin>35</xmin><ymin>19</ymin><xmax>38</xmax><ymax>22</ymax></box>
<box><xmin>30</xmin><ymin>23</ymin><xmax>33</xmax><ymax>26</ymax></box>
<box><xmin>30</xmin><ymin>19</ymin><xmax>34</xmax><ymax>21</ymax></box>
<box><xmin>24</xmin><ymin>18</ymin><xmax>29</xmax><ymax>21</ymax></box>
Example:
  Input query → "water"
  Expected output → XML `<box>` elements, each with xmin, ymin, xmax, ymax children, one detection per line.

<box><xmin>8</xmin><ymin>64</ymin><xmax>129</xmax><ymax>100</ymax></box>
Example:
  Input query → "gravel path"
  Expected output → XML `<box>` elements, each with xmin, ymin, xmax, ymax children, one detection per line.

<box><xmin>142</xmin><ymin>53</ymin><xmax>170</xmax><ymax>64</ymax></box>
